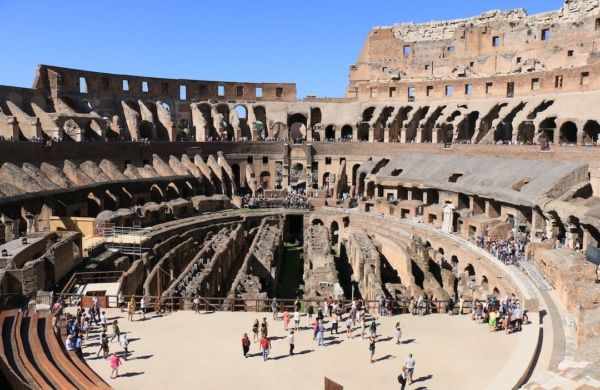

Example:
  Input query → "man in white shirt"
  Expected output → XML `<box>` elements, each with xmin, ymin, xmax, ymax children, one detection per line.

<box><xmin>405</xmin><ymin>353</ymin><xmax>416</xmax><ymax>384</ymax></box>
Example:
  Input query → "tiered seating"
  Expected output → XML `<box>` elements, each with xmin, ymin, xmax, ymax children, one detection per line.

<box><xmin>0</xmin><ymin>309</ymin><xmax>111</xmax><ymax>390</ymax></box>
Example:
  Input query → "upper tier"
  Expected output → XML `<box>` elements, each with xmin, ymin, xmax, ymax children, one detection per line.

<box><xmin>347</xmin><ymin>0</ymin><xmax>600</xmax><ymax>101</ymax></box>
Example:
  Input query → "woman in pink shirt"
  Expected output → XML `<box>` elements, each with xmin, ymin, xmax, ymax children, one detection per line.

<box><xmin>282</xmin><ymin>310</ymin><xmax>290</xmax><ymax>331</ymax></box>
<box><xmin>108</xmin><ymin>352</ymin><xmax>123</xmax><ymax>379</ymax></box>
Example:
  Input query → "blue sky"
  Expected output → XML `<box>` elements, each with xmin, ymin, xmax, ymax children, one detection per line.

<box><xmin>0</xmin><ymin>0</ymin><xmax>563</xmax><ymax>98</ymax></box>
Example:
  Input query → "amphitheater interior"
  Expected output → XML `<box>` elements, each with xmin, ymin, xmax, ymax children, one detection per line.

<box><xmin>0</xmin><ymin>1</ymin><xmax>600</xmax><ymax>389</ymax></box>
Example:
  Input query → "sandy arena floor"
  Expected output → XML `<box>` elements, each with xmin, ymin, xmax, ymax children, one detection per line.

<box><xmin>82</xmin><ymin>309</ymin><xmax>536</xmax><ymax>390</ymax></box>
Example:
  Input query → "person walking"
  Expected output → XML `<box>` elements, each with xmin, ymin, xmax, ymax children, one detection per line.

<box><xmin>289</xmin><ymin>330</ymin><xmax>295</xmax><ymax>356</ymax></box>
<box><xmin>345</xmin><ymin>316</ymin><xmax>353</xmax><ymax>338</ymax></box>
<box><xmin>108</xmin><ymin>352</ymin><xmax>123</xmax><ymax>379</ymax></box>
<box><xmin>293</xmin><ymin>310</ymin><xmax>300</xmax><ymax>331</ymax></box>
<box><xmin>100</xmin><ymin>311</ymin><xmax>108</xmax><ymax>332</ymax></box>
<box><xmin>127</xmin><ymin>297</ymin><xmax>136</xmax><ymax>322</ymax></box>
<box><xmin>259</xmin><ymin>335</ymin><xmax>271</xmax><ymax>361</ymax></box>
<box><xmin>330</xmin><ymin>311</ymin><xmax>339</xmax><ymax>335</ymax></box>
<box><xmin>282</xmin><ymin>310</ymin><xmax>290</xmax><ymax>331</ymax></box>
<box><xmin>306</xmin><ymin>302</ymin><xmax>314</xmax><ymax>327</ymax></box>
<box><xmin>260</xmin><ymin>318</ymin><xmax>268</xmax><ymax>338</ymax></box>
<box><xmin>405</xmin><ymin>353</ymin><xmax>416</xmax><ymax>384</ymax></box>
<box><xmin>242</xmin><ymin>333</ymin><xmax>250</xmax><ymax>358</ymax></box>
<box><xmin>271</xmin><ymin>298</ymin><xmax>278</xmax><ymax>320</ymax></box>
<box><xmin>316</xmin><ymin>320</ymin><xmax>325</xmax><ymax>346</ymax></box>
<box><xmin>395</xmin><ymin>322</ymin><xmax>402</xmax><ymax>344</ymax></box>
<box><xmin>252</xmin><ymin>319</ymin><xmax>260</xmax><ymax>342</ymax></box>
<box><xmin>369</xmin><ymin>319</ymin><xmax>377</xmax><ymax>338</ymax></box>
<box><xmin>368</xmin><ymin>336</ymin><xmax>376</xmax><ymax>363</ymax></box>
<box><xmin>97</xmin><ymin>333</ymin><xmax>109</xmax><ymax>358</ymax></box>
<box><xmin>140</xmin><ymin>296</ymin><xmax>146</xmax><ymax>320</ymax></box>
<box><xmin>110</xmin><ymin>320</ymin><xmax>121</xmax><ymax>343</ymax></box>
<box><xmin>117</xmin><ymin>292</ymin><xmax>125</xmax><ymax>312</ymax></box>
<box><xmin>398</xmin><ymin>367</ymin><xmax>409</xmax><ymax>390</ymax></box>
<box><xmin>75</xmin><ymin>334</ymin><xmax>84</xmax><ymax>359</ymax></box>
<box><xmin>120</xmin><ymin>333</ymin><xmax>129</xmax><ymax>360</ymax></box>
<box><xmin>193</xmin><ymin>296</ymin><xmax>200</xmax><ymax>314</ymax></box>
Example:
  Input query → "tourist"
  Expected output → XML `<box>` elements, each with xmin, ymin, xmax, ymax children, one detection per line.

<box><xmin>293</xmin><ymin>310</ymin><xmax>300</xmax><ymax>331</ymax></box>
<box><xmin>120</xmin><ymin>333</ymin><xmax>129</xmax><ymax>360</ymax></box>
<box><xmin>271</xmin><ymin>298</ymin><xmax>278</xmax><ymax>320</ymax></box>
<box><xmin>386</xmin><ymin>299</ymin><xmax>394</xmax><ymax>316</ymax></box>
<box><xmin>140</xmin><ymin>296</ymin><xmax>146</xmax><ymax>320</ymax></box>
<box><xmin>242</xmin><ymin>333</ymin><xmax>250</xmax><ymax>358</ymax></box>
<box><xmin>252</xmin><ymin>319</ymin><xmax>260</xmax><ymax>342</ymax></box>
<box><xmin>405</xmin><ymin>353</ymin><xmax>416</xmax><ymax>384</ymax></box>
<box><xmin>259</xmin><ymin>335</ymin><xmax>271</xmax><ymax>361</ymax></box>
<box><xmin>369</xmin><ymin>318</ymin><xmax>377</xmax><ymax>338</ymax></box>
<box><xmin>127</xmin><ymin>297</ymin><xmax>136</xmax><ymax>321</ymax></box>
<box><xmin>283</xmin><ymin>310</ymin><xmax>290</xmax><ymax>330</ymax></box>
<box><xmin>398</xmin><ymin>367</ymin><xmax>410</xmax><ymax>390</ymax></box>
<box><xmin>261</xmin><ymin>318</ymin><xmax>269</xmax><ymax>338</ymax></box>
<box><xmin>316</xmin><ymin>320</ymin><xmax>325</xmax><ymax>346</ymax></box>
<box><xmin>110</xmin><ymin>320</ymin><xmax>121</xmax><ymax>343</ymax></box>
<box><xmin>75</xmin><ymin>333</ymin><xmax>84</xmax><ymax>359</ymax></box>
<box><xmin>97</xmin><ymin>333</ymin><xmax>109</xmax><ymax>358</ymax></box>
<box><xmin>100</xmin><ymin>311</ymin><xmax>108</xmax><ymax>332</ymax></box>
<box><xmin>193</xmin><ymin>296</ymin><xmax>200</xmax><ymax>314</ymax></box>
<box><xmin>66</xmin><ymin>334</ymin><xmax>76</xmax><ymax>351</ymax></box>
<box><xmin>117</xmin><ymin>291</ymin><xmax>124</xmax><ymax>312</ymax></box>
<box><xmin>294</xmin><ymin>298</ymin><xmax>301</xmax><ymax>313</ymax></box>
<box><xmin>395</xmin><ymin>322</ymin><xmax>402</xmax><ymax>344</ymax></box>
<box><xmin>345</xmin><ymin>316</ymin><xmax>353</xmax><ymax>338</ymax></box>
<box><xmin>108</xmin><ymin>352</ymin><xmax>123</xmax><ymax>379</ymax></box>
<box><xmin>306</xmin><ymin>302</ymin><xmax>314</xmax><ymax>326</ymax></box>
<box><xmin>330</xmin><ymin>310</ymin><xmax>339</xmax><ymax>334</ymax></box>
<box><xmin>360</xmin><ymin>315</ymin><xmax>366</xmax><ymax>339</ymax></box>
<box><xmin>379</xmin><ymin>297</ymin><xmax>386</xmax><ymax>316</ymax></box>
<box><xmin>289</xmin><ymin>330</ymin><xmax>295</xmax><ymax>356</ymax></box>
<box><xmin>489</xmin><ymin>309</ymin><xmax>498</xmax><ymax>332</ymax></box>
<box><xmin>312</xmin><ymin>318</ymin><xmax>319</xmax><ymax>340</ymax></box>
<box><xmin>459</xmin><ymin>295</ymin><xmax>465</xmax><ymax>315</ymax></box>
<box><xmin>368</xmin><ymin>336</ymin><xmax>376</xmax><ymax>363</ymax></box>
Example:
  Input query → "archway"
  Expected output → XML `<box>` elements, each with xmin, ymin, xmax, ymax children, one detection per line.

<box><xmin>260</xmin><ymin>171</ymin><xmax>271</xmax><ymax>190</ymax></box>
<box><xmin>357</xmin><ymin>123</ymin><xmax>369</xmax><ymax>141</ymax></box>
<box><xmin>311</xmin><ymin>219</ymin><xmax>324</xmax><ymax>226</ymax></box>
<box><xmin>517</xmin><ymin>121</ymin><xmax>535</xmax><ymax>144</ymax></box>
<box><xmin>166</xmin><ymin>183</ymin><xmax>180</xmax><ymax>200</ymax></box>
<box><xmin>288</xmin><ymin>113</ymin><xmax>307</xmax><ymax>141</ymax></box>
<box><xmin>290</xmin><ymin>163</ymin><xmax>304</xmax><ymax>185</ymax></box>
<box><xmin>138</xmin><ymin>120</ymin><xmax>154</xmax><ymax>140</ymax></box>
<box><xmin>150</xmin><ymin>184</ymin><xmax>164</xmax><ymax>203</ymax></box>
<box><xmin>366</xmin><ymin>181</ymin><xmax>376</xmax><ymax>197</ymax></box>
<box><xmin>86</xmin><ymin>193</ymin><xmax>101</xmax><ymax>217</ymax></box>
<box><xmin>351</xmin><ymin>164</ymin><xmax>360</xmax><ymax>189</ymax></box>
<box><xmin>322</xmin><ymin>172</ymin><xmax>330</xmax><ymax>190</ymax></box>
<box><xmin>330</xmin><ymin>221</ymin><xmax>339</xmax><ymax>246</ymax></box>
<box><xmin>231</xmin><ymin>164</ymin><xmax>241</xmax><ymax>192</ymax></box>
<box><xmin>234</xmin><ymin>105</ymin><xmax>251</xmax><ymax>140</ymax></box>
<box><xmin>464</xmin><ymin>264</ymin><xmax>476</xmax><ymax>277</ymax></box>
<box><xmin>341</xmin><ymin>125</ymin><xmax>353</xmax><ymax>140</ymax></box>
<box><xmin>539</xmin><ymin>118</ymin><xmax>556</xmax><ymax>142</ymax></box>
<box><xmin>253</xmin><ymin>106</ymin><xmax>268</xmax><ymax>139</ymax></box>
<box><xmin>325</xmin><ymin>125</ymin><xmax>335</xmax><ymax>141</ymax></box>
<box><xmin>583</xmin><ymin>120</ymin><xmax>600</xmax><ymax>144</ymax></box>
<box><xmin>560</xmin><ymin>121</ymin><xmax>578</xmax><ymax>144</ymax></box>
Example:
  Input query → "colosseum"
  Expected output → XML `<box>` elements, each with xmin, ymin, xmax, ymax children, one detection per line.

<box><xmin>0</xmin><ymin>1</ymin><xmax>599</xmax><ymax>389</ymax></box>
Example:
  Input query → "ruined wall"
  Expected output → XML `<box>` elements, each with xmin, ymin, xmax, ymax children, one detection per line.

<box><xmin>348</xmin><ymin>0</ymin><xmax>600</xmax><ymax>101</ymax></box>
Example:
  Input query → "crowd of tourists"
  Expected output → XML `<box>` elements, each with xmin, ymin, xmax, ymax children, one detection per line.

<box><xmin>239</xmin><ymin>296</ymin><xmax>419</xmax><ymax>387</ymax></box>
<box><xmin>50</xmin><ymin>292</ymin><xmax>157</xmax><ymax>380</ymax></box>
<box><xmin>473</xmin><ymin>235</ymin><xmax>528</xmax><ymax>265</ymax></box>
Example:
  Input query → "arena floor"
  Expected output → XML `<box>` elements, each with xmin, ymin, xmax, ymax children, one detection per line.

<box><xmin>83</xmin><ymin>309</ymin><xmax>536</xmax><ymax>390</ymax></box>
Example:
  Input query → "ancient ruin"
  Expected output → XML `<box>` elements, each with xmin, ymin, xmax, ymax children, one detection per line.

<box><xmin>0</xmin><ymin>1</ymin><xmax>599</xmax><ymax>389</ymax></box>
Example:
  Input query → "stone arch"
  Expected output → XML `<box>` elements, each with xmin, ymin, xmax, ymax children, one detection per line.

<box><xmin>231</xmin><ymin>163</ymin><xmax>241</xmax><ymax>191</ymax></box>
<box><xmin>290</xmin><ymin>163</ymin><xmax>304</xmax><ymax>185</ymax></box>
<box><xmin>234</xmin><ymin>104</ymin><xmax>252</xmax><ymax>140</ymax></box>
<box><xmin>138</xmin><ymin>120</ymin><xmax>154</xmax><ymax>140</ymax></box>
<box><xmin>310</xmin><ymin>107</ymin><xmax>322</xmax><ymax>129</ymax></box>
<box><xmin>330</xmin><ymin>221</ymin><xmax>339</xmax><ymax>246</ymax></box>
<box><xmin>166</xmin><ymin>182</ymin><xmax>180</xmax><ymax>200</ymax></box>
<box><xmin>325</xmin><ymin>125</ymin><xmax>335</xmax><ymax>141</ymax></box>
<box><xmin>366</xmin><ymin>181</ymin><xmax>376</xmax><ymax>197</ymax></box>
<box><xmin>517</xmin><ymin>121</ymin><xmax>535</xmax><ymax>144</ymax></box>
<box><xmin>539</xmin><ymin>117</ymin><xmax>556</xmax><ymax>142</ymax></box>
<box><xmin>253</xmin><ymin>105</ymin><xmax>267</xmax><ymax>139</ymax></box>
<box><xmin>464</xmin><ymin>263</ymin><xmax>476</xmax><ymax>277</ymax></box>
<box><xmin>357</xmin><ymin>123</ymin><xmax>369</xmax><ymax>141</ymax></box>
<box><xmin>341</xmin><ymin>125</ymin><xmax>353</xmax><ymax>140</ymax></box>
<box><xmin>560</xmin><ymin>121</ymin><xmax>578</xmax><ymax>144</ymax></box>
<box><xmin>150</xmin><ymin>184</ymin><xmax>164</xmax><ymax>203</ymax></box>
<box><xmin>362</xmin><ymin>106</ymin><xmax>376</xmax><ymax>122</ymax></box>
<box><xmin>288</xmin><ymin>113</ymin><xmax>307</xmax><ymax>141</ymax></box>
<box><xmin>322</xmin><ymin>172</ymin><xmax>330</xmax><ymax>190</ymax></box>
<box><xmin>583</xmin><ymin>120</ymin><xmax>600</xmax><ymax>144</ymax></box>
<box><xmin>358</xmin><ymin>172</ymin><xmax>367</xmax><ymax>195</ymax></box>
<box><xmin>260</xmin><ymin>171</ymin><xmax>271</xmax><ymax>190</ymax></box>
<box><xmin>311</xmin><ymin>218</ymin><xmax>324</xmax><ymax>226</ymax></box>
<box><xmin>87</xmin><ymin>192</ymin><xmax>102</xmax><ymax>217</ymax></box>
<box><xmin>481</xmin><ymin>275</ymin><xmax>489</xmax><ymax>291</ymax></box>
<box><xmin>351</xmin><ymin>164</ymin><xmax>361</xmax><ymax>189</ymax></box>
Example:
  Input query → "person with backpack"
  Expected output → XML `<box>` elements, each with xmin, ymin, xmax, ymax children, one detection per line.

<box><xmin>368</xmin><ymin>336</ymin><xmax>376</xmax><ymax>363</ymax></box>
<box><xmin>120</xmin><ymin>333</ymin><xmax>129</xmax><ymax>360</ymax></box>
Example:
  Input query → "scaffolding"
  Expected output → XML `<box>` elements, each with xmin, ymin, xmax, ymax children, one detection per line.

<box><xmin>93</xmin><ymin>222</ymin><xmax>151</xmax><ymax>256</ymax></box>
